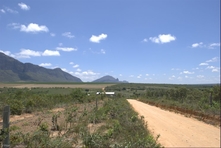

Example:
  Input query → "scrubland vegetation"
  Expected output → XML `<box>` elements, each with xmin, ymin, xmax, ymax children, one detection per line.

<box><xmin>0</xmin><ymin>86</ymin><xmax>161</xmax><ymax>147</ymax></box>
<box><xmin>106</xmin><ymin>83</ymin><xmax>220</xmax><ymax>125</ymax></box>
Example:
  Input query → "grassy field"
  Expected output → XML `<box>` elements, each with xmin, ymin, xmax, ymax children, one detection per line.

<box><xmin>0</xmin><ymin>83</ymin><xmax>115</xmax><ymax>89</ymax></box>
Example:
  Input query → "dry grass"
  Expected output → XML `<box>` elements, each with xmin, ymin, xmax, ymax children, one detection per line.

<box><xmin>0</xmin><ymin>83</ymin><xmax>115</xmax><ymax>89</ymax></box>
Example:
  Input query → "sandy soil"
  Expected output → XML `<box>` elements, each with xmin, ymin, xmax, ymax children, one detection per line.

<box><xmin>127</xmin><ymin>99</ymin><xmax>220</xmax><ymax>148</ymax></box>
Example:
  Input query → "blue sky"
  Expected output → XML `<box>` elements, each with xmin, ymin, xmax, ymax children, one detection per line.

<box><xmin>0</xmin><ymin>0</ymin><xmax>220</xmax><ymax>84</ymax></box>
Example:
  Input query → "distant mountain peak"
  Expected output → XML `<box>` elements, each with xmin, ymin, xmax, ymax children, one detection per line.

<box><xmin>92</xmin><ymin>75</ymin><xmax>128</xmax><ymax>83</ymax></box>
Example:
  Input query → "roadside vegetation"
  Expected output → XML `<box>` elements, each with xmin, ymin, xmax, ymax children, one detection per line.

<box><xmin>106</xmin><ymin>83</ymin><xmax>220</xmax><ymax>125</ymax></box>
<box><xmin>0</xmin><ymin>86</ymin><xmax>161</xmax><ymax>147</ymax></box>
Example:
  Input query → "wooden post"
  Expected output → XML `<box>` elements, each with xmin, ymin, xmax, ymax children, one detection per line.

<box><xmin>3</xmin><ymin>106</ymin><xmax>10</xmax><ymax>148</ymax></box>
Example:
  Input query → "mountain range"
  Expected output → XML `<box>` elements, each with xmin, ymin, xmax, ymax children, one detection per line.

<box><xmin>0</xmin><ymin>52</ymin><xmax>82</xmax><ymax>82</ymax></box>
<box><xmin>0</xmin><ymin>52</ymin><xmax>129</xmax><ymax>83</ymax></box>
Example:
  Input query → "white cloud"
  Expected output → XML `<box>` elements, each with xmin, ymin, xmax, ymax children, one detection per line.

<box><xmin>20</xmin><ymin>23</ymin><xmax>49</xmax><ymax>33</ymax></box>
<box><xmin>18</xmin><ymin>49</ymin><xmax>41</xmax><ymax>58</ymax></box>
<box><xmin>197</xmin><ymin>75</ymin><xmax>204</xmax><ymax>78</ymax></box>
<box><xmin>183</xmin><ymin>71</ymin><xmax>194</xmax><ymax>74</ymax></box>
<box><xmin>172</xmin><ymin>75</ymin><xmax>175</xmax><ymax>78</ymax></box>
<box><xmin>62</xmin><ymin>32</ymin><xmax>74</xmax><ymax>38</ymax></box>
<box><xmin>207</xmin><ymin>66</ymin><xmax>220</xmax><ymax>72</ymax></box>
<box><xmin>73</xmin><ymin>64</ymin><xmax>79</xmax><ymax>68</ymax></box>
<box><xmin>191</xmin><ymin>42</ymin><xmax>203</xmax><ymax>48</ymax></box>
<box><xmin>50</xmin><ymin>33</ymin><xmax>56</xmax><ymax>37</ymax></box>
<box><xmin>18</xmin><ymin>3</ymin><xmax>30</xmax><ymax>10</ymax></box>
<box><xmin>5</xmin><ymin>7</ymin><xmax>18</xmax><ymax>13</ymax></box>
<box><xmin>39</xmin><ymin>63</ymin><xmax>52</xmax><ymax>67</ymax></box>
<box><xmin>185</xmin><ymin>75</ymin><xmax>188</xmax><ymax>78</ymax></box>
<box><xmin>58</xmin><ymin>43</ymin><xmax>63</xmax><ymax>46</ymax></box>
<box><xmin>89</xmin><ymin>33</ymin><xmax>107</xmax><ymax>43</ymax></box>
<box><xmin>206</xmin><ymin>57</ymin><xmax>219</xmax><ymax>63</ymax></box>
<box><xmin>212</xmin><ymin>68</ymin><xmax>219</xmax><ymax>72</ymax></box>
<box><xmin>206</xmin><ymin>66</ymin><xmax>215</xmax><ymax>69</ymax></box>
<box><xmin>149</xmin><ymin>34</ymin><xmax>176</xmax><ymax>44</ymax></box>
<box><xmin>42</xmin><ymin>50</ymin><xmax>60</xmax><ymax>56</ymax></box>
<box><xmin>142</xmin><ymin>38</ymin><xmax>148</xmax><ymax>42</ymax></box>
<box><xmin>146</xmin><ymin>74</ymin><xmax>149</xmax><ymax>76</ymax></box>
<box><xmin>74</xmin><ymin>70</ymin><xmax>100</xmax><ymax>81</ymax></box>
<box><xmin>56</xmin><ymin>47</ymin><xmax>77</xmax><ymax>52</ymax></box>
<box><xmin>119</xmin><ymin>74</ymin><xmax>122</xmax><ymax>76</ymax></box>
<box><xmin>137</xmin><ymin>74</ymin><xmax>142</xmax><ymax>78</ymax></box>
<box><xmin>76</xmin><ymin>68</ymin><xmax>81</xmax><ymax>72</ymax></box>
<box><xmin>129</xmin><ymin>75</ymin><xmax>134</xmax><ymax>77</ymax></box>
<box><xmin>100</xmin><ymin>49</ymin><xmax>105</xmax><ymax>54</ymax></box>
<box><xmin>0</xmin><ymin>50</ymin><xmax>12</xmax><ymax>56</ymax></box>
<box><xmin>209</xmin><ymin>43</ymin><xmax>220</xmax><ymax>49</ymax></box>
<box><xmin>1</xmin><ymin>9</ymin><xmax>6</xmax><ymax>13</ymax></box>
<box><xmin>61</xmin><ymin>68</ymin><xmax>68</xmax><ymax>72</ymax></box>
<box><xmin>69</xmin><ymin>62</ymin><xmax>74</xmax><ymax>65</ymax></box>
<box><xmin>199</xmin><ymin>63</ymin><xmax>209</xmax><ymax>66</ymax></box>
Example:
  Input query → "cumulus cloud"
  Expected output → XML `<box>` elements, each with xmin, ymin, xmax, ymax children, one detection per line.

<box><xmin>199</xmin><ymin>63</ymin><xmax>209</xmax><ymax>66</ymax></box>
<box><xmin>42</xmin><ymin>50</ymin><xmax>60</xmax><ymax>56</ymax></box>
<box><xmin>62</xmin><ymin>32</ymin><xmax>74</xmax><ymax>38</ymax></box>
<box><xmin>39</xmin><ymin>63</ymin><xmax>52</xmax><ymax>67</ymax></box>
<box><xmin>76</xmin><ymin>68</ymin><xmax>81</xmax><ymax>72</ymax></box>
<box><xmin>20</xmin><ymin>23</ymin><xmax>49</xmax><ymax>33</ymax></box>
<box><xmin>206</xmin><ymin>57</ymin><xmax>219</xmax><ymax>63</ymax></box>
<box><xmin>191</xmin><ymin>42</ymin><xmax>203</xmax><ymax>48</ymax></box>
<box><xmin>18</xmin><ymin>2</ymin><xmax>30</xmax><ymax>10</ymax></box>
<box><xmin>207</xmin><ymin>66</ymin><xmax>220</xmax><ymax>72</ymax></box>
<box><xmin>10</xmin><ymin>23</ymin><xmax>49</xmax><ymax>33</ymax></box>
<box><xmin>89</xmin><ymin>33</ymin><xmax>107</xmax><ymax>43</ymax></box>
<box><xmin>69</xmin><ymin>62</ymin><xmax>74</xmax><ymax>65</ymax></box>
<box><xmin>183</xmin><ymin>71</ymin><xmax>194</xmax><ymax>74</ymax></box>
<box><xmin>149</xmin><ymin>34</ymin><xmax>176</xmax><ymax>44</ymax></box>
<box><xmin>208</xmin><ymin>43</ymin><xmax>220</xmax><ymax>49</ymax></box>
<box><xmin>56</xmin><ymin>47</ymin><xmax>77</xmax><ymax>52</ymax></box>
<box><xmin>74</xmin><ymin>70</ymin><xmax>100</xmax><ymax>81</ymax></box>
<box><xmin>212</xmin><ymin>68</ymin><xmax>219</xmax><ymax>72</ymax></box>
<box><xmin>18</xmin><ymin>49</ymin><xmax>41</xmax><ymax>58</ymax></box>
<box><xmin>73</xmin><ymin>64</ymin><xmax>79</xmax><ymax>68</ymax></box>
<box><xmin>146</xmin><ymin>74</ymin><xmax>149</xmax><ymax>76</ymax></box>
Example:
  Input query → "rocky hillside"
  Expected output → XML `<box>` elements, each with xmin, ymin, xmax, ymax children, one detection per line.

<box><xmin>0</xmin><ymin>52</ymin><xmax>82</xmax><ymax>82</ymax></box>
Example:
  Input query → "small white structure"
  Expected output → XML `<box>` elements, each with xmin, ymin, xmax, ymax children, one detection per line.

<box><xmin>96</xmin><ymin>92</ymin><xmax>115</xmax><ymax>95</ymax></box>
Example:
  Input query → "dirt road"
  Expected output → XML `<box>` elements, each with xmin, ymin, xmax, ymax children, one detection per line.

<box><xmin>127</xmin><ymin>99</ymin><xmax>220</xmax><ymax>147</ymax></box>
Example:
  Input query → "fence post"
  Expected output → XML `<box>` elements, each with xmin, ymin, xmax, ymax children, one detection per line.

<box><xmin>3</xmin><ymin>106</ymin><xmax>10</xmax><ymax>148</ymax></box>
